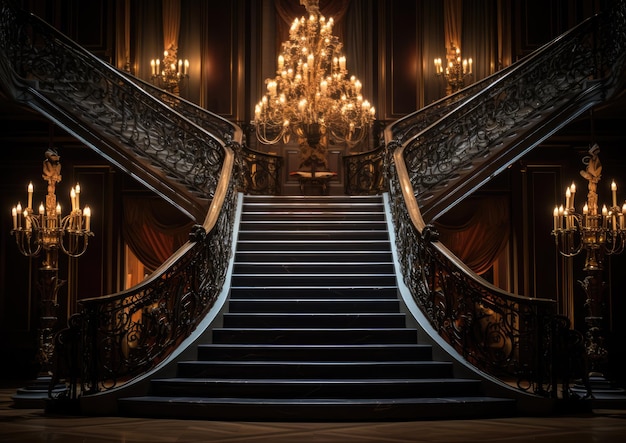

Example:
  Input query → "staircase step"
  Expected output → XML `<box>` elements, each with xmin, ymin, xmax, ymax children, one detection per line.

<box><xmin>212</xmin><ymin>327</ymin><xmax>416</xmax><ymax>344</ymax></box>
<box><xmin>232</xmin><ymin>262</ymin><xmax>395</xmax><ymax>274</ymax></box>
<box><xmin>118</xmin><ymin>396</ymin><xmax>517</xmax><ymax>421</ymax></box>
<box><xmin>222</xmin><ymin>313</ymin><xmax>406</xmax><ymax>328</ymax></box>
<box><xmin>176</xmin><ymin>360</ymin><xmax>453</xmax><ymax>379</ymax></box>
<box><xmin>229</xmin><ymin>286</ymin><xmax>399</xmax><ymax>299</ymax></box>
<box><xmin>239</xmin><ymin>220</ymin><xmax>388</xmax><ymax>231</ymax></box>
<box><xmin>196</xmin><ymin>344</ymin><xmax>431</xmax><ymax>361</ymax></box>
<box><xmin>230</xmin><ymin>273</ymin><xmax>397</xmax><ymax>286</ymax></box>
<box><xmin>227</xmin><ymin>299</ymin><xmax>399</xmax><ymax>313</ymax></box>
<box><xmin>241</xmin><ymin>211</ymin><xmax>386</xmax><ymax>222</ymax></box>
<box><xmin>147</xmin><ymin>378</ymin><xmax>484</xmax><ymax>399</ymax></box>
<box><xmin>235</xmin><ymin>250</ymin><xmax>393</xmax><ymax>262</ymax></box>
<box><xmin>237</xmin><ymin>230</ymin><xmax>390</xmax><ymax>241</ymax></box>
<box><xmin>236</xmin><ymin>239</ymin><xmax>391</xmax><ymax>251</ymax></box>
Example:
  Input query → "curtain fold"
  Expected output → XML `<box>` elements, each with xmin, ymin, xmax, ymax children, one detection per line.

<box><xmin>122</xmin><ymin>196</ymin><xmax>193</xmax><ymax>273</ymax></box>
<box><xmin>444</xmin><ymin>0</ymin><xmax>463</xmax><ymax>54</ymax></box>
<box><xmin>162</xmin><ymin>0</ymin><xmax>181</xmax><ymax>55</ymax></box>
<box><xmin>435</xmin><ymin>195</ymin><xmax>510</xmax><ymax>276</ymax></box>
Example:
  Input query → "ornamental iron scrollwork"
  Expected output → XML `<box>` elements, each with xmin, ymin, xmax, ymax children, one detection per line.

<box><xmin>386</xmin><ymin>1</ymin><xmax>626</xmax><ymax>397</ymax></box>
<box><xmin>391</xmin><ymin>2</ymin><xmax>626</xmax><ymax>223</ymax></box>
<box><xmin>0</xmin><ymin>0</ymin><xmax>240</xmax><ymax>396</ymax></box>
<box><xmin>0</xmin><ymin>0</ymin><xmax>239</xmax><ymax>220</ymax></box>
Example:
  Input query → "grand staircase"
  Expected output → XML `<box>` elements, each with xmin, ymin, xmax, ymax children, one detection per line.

<box><xmin>118</xmin><ymin>195</ymin><xmax>517</xmax><ymax>421</ymax></box>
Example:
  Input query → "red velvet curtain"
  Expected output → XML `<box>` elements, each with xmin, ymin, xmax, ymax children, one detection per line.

<box><xmin>122</xmin><ymin>195</ymin><xmax>194</xmax><ymax>273</ymax></box>
<box><xmin>434</xmin><ymin>195</ymin><xmax>510</xmax><ymax>275</ymax></box>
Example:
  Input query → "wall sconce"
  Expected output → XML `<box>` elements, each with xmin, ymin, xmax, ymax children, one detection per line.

<box><xmin>434</xmin><ymin>45</ymin><xmax>473</xmax><ymax>94</ymax></box>
<box><xmin>150</xmin><ymin>50</ymin><xmax>189</xmax><ymax>95</ymax></box>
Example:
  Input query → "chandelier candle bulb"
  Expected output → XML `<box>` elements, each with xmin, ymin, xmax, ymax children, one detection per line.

<box><xmin>12</xmin><ymin>207</ymin><xmax>17</xmax><ymax>230</ymax></box>
<box><xmin>553</xmin><ymin>206</ymin><xmax>559</xmax><ymax>230</ymax></box>
<box><xmin>84</xmin><ymin>206</ymin><xmax>91</xmax><ymax>231</ymax></box>
<box><xmin>28</xmin><ymin>182</ymin><xmax>33</xmax><ymax>209</ymax></box>
<box><xmin>70</xmin><ymin>187</ymin><xmax>76</xmax><ymax>211</ymax></box>
<box><xmin>570</xmin><ymin>182</ymin><xmax>576</xmax><ymax>208</ymax></box>
<box><xmin>612</xmin><ymin>181</ymin><xmax>617</xmax><ymax>207</ymax></box>
<box><xmin>75</xmin><ymin>183</ymin><xmax>80</xmax><ymax>209</ymax></box>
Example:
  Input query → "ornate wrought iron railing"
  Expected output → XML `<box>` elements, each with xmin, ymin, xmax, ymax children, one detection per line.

<box><xmin>389</xmin><ymin>3</ymin><xmax>626</xmax><ymax>223</ymax></box>
<box><xmin>343</xmin><ymin>144</ymin><xmax>388</xmax><ymax>195</ymax></box>
<box><xmin>235</xmin><ymin>143</ymin><xmax>283</xmax><ymax>195</ymax></box>
<box><xmin>0</xmin><ymin>0</ymin><xmax>240</xmax><ymax>396</ymax></box>
<box><xmin>385</xmin><ymin>1</ymin><xmax>626</xmax><ymax>396</ymax></box>
<box><xmin>0</xmin><ymin>0</ymin><xmax>237</xmax><ymax>221</ymax></box>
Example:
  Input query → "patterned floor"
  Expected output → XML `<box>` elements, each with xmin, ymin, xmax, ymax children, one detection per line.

<box><xmin>1</xmin><ymin>384</ymin><xmax>626</xmax><ymax>442</ymax></box>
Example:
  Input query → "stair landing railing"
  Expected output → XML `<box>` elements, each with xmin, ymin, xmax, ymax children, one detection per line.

<box><xmin>386</xmin><ymin>1</ymin><xmax>626</xmax><ymax>398</ymax></box>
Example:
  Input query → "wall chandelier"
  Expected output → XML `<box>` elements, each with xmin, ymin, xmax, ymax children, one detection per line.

<box><xmin>253</xmin><ymin>0</ymin><xmax>375</xmax><ymax>173</ymax></box>
<box><xmin>150</xmin><ymin>49</ymin><xmax>189</xmax><ymax>95</ymax></box>
<box><xmin>434</xmin><ymin>45</ymin><xmax>473</xmax><ymax>94</ymax></box>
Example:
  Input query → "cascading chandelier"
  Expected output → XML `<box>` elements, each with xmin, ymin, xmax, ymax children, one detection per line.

<box><xmin>254</xmin><ymin>0</ymin><xmax>375</xmax><ymax>171</ymax></box>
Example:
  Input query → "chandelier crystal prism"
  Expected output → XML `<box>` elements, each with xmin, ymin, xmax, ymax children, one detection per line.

<box><xmin>254</xmin><ymin>0</ymin><xmax>375</xmax><ymax>159</ymax></box>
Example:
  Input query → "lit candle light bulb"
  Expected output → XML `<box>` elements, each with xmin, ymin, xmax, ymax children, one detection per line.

<box><xmin>612</xmin><ymin>181</ymin><xmax>617</xmax><ymax>207</ymax></box>
<box><xmin>75</xmin><ymin>183</ymin><xmax>80</xmax><ymax>209</ymax></box>
<box><xmin>84</xmin><ymin>206</ymin><xmax>91</xmax><ymax>231</ymax></box>
<box><xmin>28</xmin><ymin>182</ymin><xmax>33</xmax><ymax>209</ymax></box>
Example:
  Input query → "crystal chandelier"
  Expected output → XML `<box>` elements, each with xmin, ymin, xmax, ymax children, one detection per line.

<box><xmin>253</xmin><ymin>0</ymin><xmax>375</xmax><ymax>171</ymax></box>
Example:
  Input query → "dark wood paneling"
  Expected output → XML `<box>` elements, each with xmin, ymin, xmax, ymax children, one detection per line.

<box><xmin>200</xmin><ymin>1</ymin><xmax>238</xmax><ymax>117</ymax></box>
<box><xmin>388</xmin><ymin>1</ymin><xmax>418</xmax><ymax>117</ymax></box>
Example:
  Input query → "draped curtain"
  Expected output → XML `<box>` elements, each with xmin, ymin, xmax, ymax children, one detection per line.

<box><xmin>162</xmin><ymin>0</ymin><xmax>181</xmax><ymax>56</ymax></box>
<box><xmin>444</xmin><ymin>0</ymin><xmax>463</xmax><ymax>55</ymax></box>
<box><xmin>434</xmin><ymin>195</ymin><xmax>510</xmax><ymax>276</ymax></box>
<box><xmin>122</xmin><ymin>195</ymin><xmax>193</xmax><ymax>273</ymax></box>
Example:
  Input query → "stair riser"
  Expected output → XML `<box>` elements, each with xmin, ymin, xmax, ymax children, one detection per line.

<box><xmin>150</xmin><ymin>380</ymin><xmax>483</xmax><ymax>399</ymax></box>
<box><xmin>229</xmin><ymin>287</ymin><xmax>398</xmax><ymax>299</ymax></box>
<box><xmin>239</xmin><ymin>222</ymin><xmax>387</xmax><ymax>231</ymax></box>
<box><xmin>232</xmin><ymin>264</ymin><xmax>395</xmax><ymax>274</ymax></box>
<box><xmin>227</xmin><ymin>300</ymin><xmax>399</xmax><ymax>313</ymax></box>
<box><xmin>234</xmin><ymin>252</ymin><xmax>394</xmax><ymax>263</ymax></box>
<box><xmin>196</xmin><ymin>345</ymin><xmax>431</xmax><ymax>361</ymax></box>
<box><xmin>119</xmin><ymin>398</ymin><xmax>516</xmax><ymax>421</ymax></box>
<box><xmin>241</xmin><ymin>213</ymin><xmax>386</xmax><ymax>222</ymax></box>
<box><xmin>237</xmin><ymin>231</ymin><xmax>390</xmax><ymax>241</ymax></box>
<box><xmin>176</xmin><ymin>362</ymin><xmax>453</xmax><ymax>379</ymax></box>
<box><xmin>236</xmin><ymin>241</ymin><xmax>391</xmax><ymax>252</ymax></box>
<box><xmin>212</xmin><ymin>328</ymin><xmax>417</xmax><ymax>344</ymax></box>
<box><xmin>230</xmin><ymin>275</ymin><xmax>397</xmax><ymax>286</ymax></box>
<box><xmin>222</xmin><ymin>313</ymin><xmax>406</xmax><ymax>328</ymax></box>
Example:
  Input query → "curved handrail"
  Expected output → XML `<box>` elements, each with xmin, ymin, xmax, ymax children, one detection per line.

<box><xmin>386</xmin><ymin>1</ymin><xmax>626</xmax><ymax>394</ymax></box>
<box><xmin>0</xmin><ymin>1</ymin><xmax>237</xmax><ymax>221</ymax></box>
<box><xmin>0</xmin><ymin>0</ymin><xmax>241</xmax><ymax>395</ymax></box>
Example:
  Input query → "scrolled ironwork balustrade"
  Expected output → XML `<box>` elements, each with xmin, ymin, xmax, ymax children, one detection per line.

<box><xmin>385</xmin><ymin>1</ymin><xmax>626</xmax><ymax>397</ymax></box>
<box><xmin>0</xmin><ymin>0</ymin><xmax>233</xmax><ymax>220</ymax></box>
<box><xmin>0</xmin><ymin>0</ymin><xmax>241</xmax><ymax>397</ymax></box>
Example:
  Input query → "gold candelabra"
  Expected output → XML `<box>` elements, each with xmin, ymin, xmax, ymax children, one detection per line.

<box><xmin>150</xmin><ymin>49</ymin><xmax>189</xmax><ymax>95</ymax></box>
<box><xmin>551</xmin><ymin>144</ymin><xmax>626</xmax><ymax>373</ymax></box>
<box><xmin>10</xmin><ymin>149</ymin><xmax>93</xmax><ymax>374</ymax></box>
<box><xmin>434</xmin><ymin>45</ymin><xmax>473</xmax><ymax>94</ymax></box>
<box><xmin>253</xmin><ymin>0</ymin><xmax>375</xmax><ymax>172</ymax></box>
